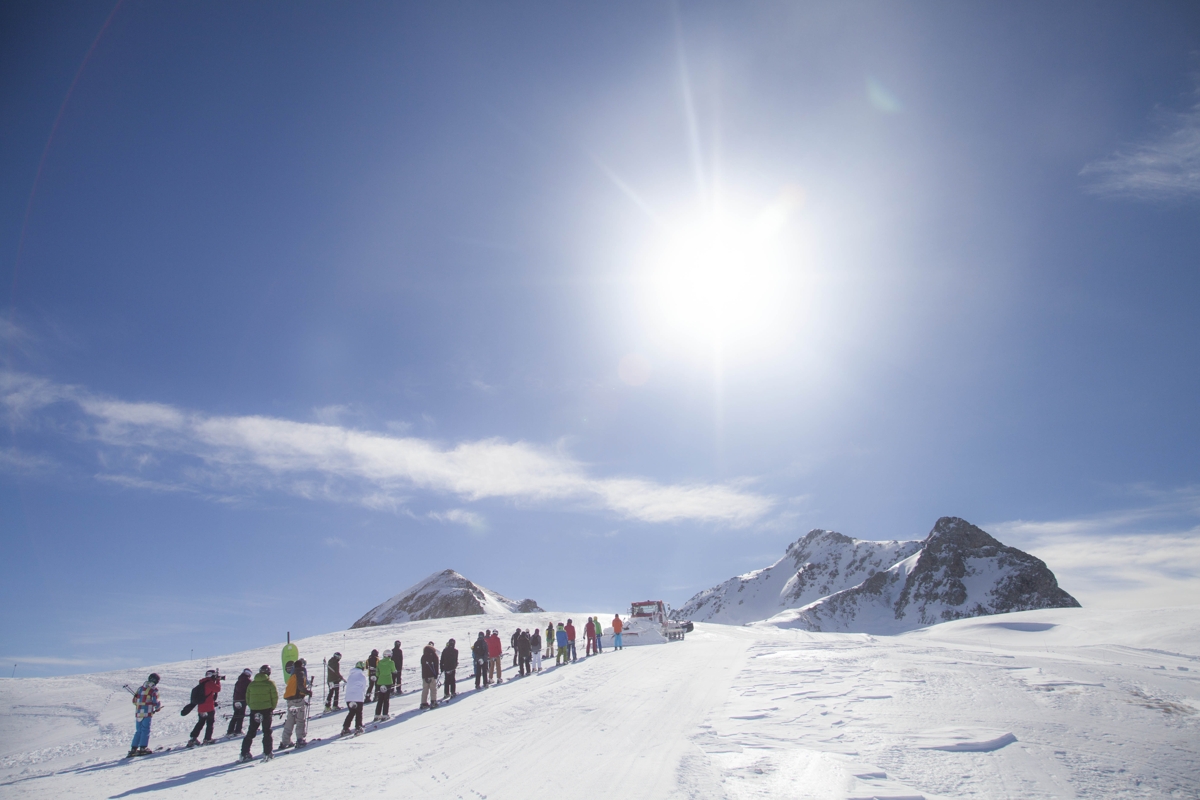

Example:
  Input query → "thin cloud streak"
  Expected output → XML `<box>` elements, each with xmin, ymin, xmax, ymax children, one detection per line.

<box><xmin>1</xmin><ymin>371</ymin><xmax>774</xmax><ymax>525</ymax></box>
<box><xmin>1081</xmin><ymin>85</ymin><xmax>1200</xmax><ymax>201</ymax></box>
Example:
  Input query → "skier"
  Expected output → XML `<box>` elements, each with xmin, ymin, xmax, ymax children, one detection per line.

<box><xmin>239</xmin><ymin>665</ymin><xmax>278</xmax><ymax>762</ymax></box>
<box><xmin>511</xmin><ymin>628</ymin><xmax>520</xmax><ymax>668</ymax></box>
<box><xmin>487</xmin><ymin>630</ymin><xmax>503</xmax><ymax>684</ymax></box>
<box><xmin>612</xmin><ymin>614</ymin><xmax>623</xmax><ymax>649</ymax></box>
<box><xmin>365</xmin><ymin>648</ymin><xmax>379</xmax><ymax>702</ymax></box>
<box><xmin>440</xmin><ymin>638</ymin><xmax>458</xmax><ymax>699</ymax></box>
<box><xmin>420</xmin><ymin>642</ymin><xmax>440</xmax><ymax>709</ymax></box>
<box><xmin>187</xmin><ymin>669</ymin><xmax>222</xmax><ymax>747</ymax></box>
<box><xmin>374</xmin><ymin>650</ymin><xmax>396</xmax><ymax>721</ymax></box>
<box><xmin>545</xmin><ymin>622</ymin><xmax>555</xmax><ymax>659</ymax></box>
<box><xmin>279</xmin><ymin>658</ymin><xmax>311</xmax><ymax>750</ymax></box>
<box><xmin>325</xmin><ymin>651</ymin><xmax>343</xmax><ymax>711</ymax></box>
<box><xmin>472</xmin><ymin>631</ymin><xmax>488</xmax><ymax>689</ymax></box>
<box><xmin>555</xmin><ymin>623</ymin><xmax>569</xmax><ymax>665</ymax></box>
<box><xmin>593</xmin><ymin>617</ymin><xmax>604</xmax><ymax>653</ymax></box>
<box><xmin>341</xmin><ymin>661</ymin><xmax>367</xmax><ymax>735</ymax></box>
<box><xmin>585</xmin><ymin>617</ymin><xmax>596</xmax><ymax>656</ymax></box>
<box><xmin>517</xmin><ymin>629</ymin><xmax>532</xmax><ymax>675</ymax></box>
<box><xmin>391</xmin><ymin>640</ymin><xmax>403</xmax><ymax>694</ymax></box>
<box><xmin>565</xmin><ymin>619</ymin><xmax>578</xmax><ymax>663</ymax></box>
<box><xmin>226</xmin><ymin>668</ymin><xmax>252</xmax><ymax>737</ymax></box>
<box><xmin>127</xmin><ymin>673</ymin><xmax>161</xmax><ymax>758</ymax></box>
<box><xmin>531</xmin><ymin>627</ymin><xmax>543</xmax><ymax>672</ymax></box>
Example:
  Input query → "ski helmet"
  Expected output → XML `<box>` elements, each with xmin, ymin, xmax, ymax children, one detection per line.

<box><xmin>296</xmin><ymin>658</ymin><xmax>305</xmax><ymax>667</ymax></box>
<box><xmin>205</xmin><ymin>669</ymin><xmax>216</xmax><ymax>678</ymax></box>
<box><xmin>333</xmin><ymin>652</ymin><xmax>341</xmax><ymax>659</ymax></box>
<box><xmin>383</xmin><ymin>650</ymin><xmax>392</xmax><ymax>658</ymax></box>
<box><xmin>147</xmin><ymin>673</ymin><xmax>160</xmax><ymax>684</ymax></box>
<box><xmin>242</xmin><ymin>668</ymin><xmax>252</xmax><ymax>676</ymax></box>
<box><xmin>355</xmin><ymin>661</ymin><xmax>365</xmax><ymax>670</ymax></box>
<box><xmin>259</xmin><ymin>664</ymin><xmax>271</xmax><ymax>675</ymax></box>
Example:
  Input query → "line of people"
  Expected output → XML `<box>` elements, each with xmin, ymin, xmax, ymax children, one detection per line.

<box><xmin>127</xmin><ymin>614</ymin><xmax>627</xmax><ymax>760</ymax></box>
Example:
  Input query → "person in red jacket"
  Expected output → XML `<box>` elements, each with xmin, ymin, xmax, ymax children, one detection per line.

<box><xmin>187</xmin><ymin>669</ymin><xmax>222</xmax><ymax>747</ymax></box>
<box><xmin>565</xmin><ymin>620</ymin><xmax>577</xmax><ymax>663</ymax></box>
<box><xmin>487</xmin><ymin>630</ymin><xmax>503</xmax><ymax>684</ymax></box>
<box><xmin>584</xmin><ymin>618</ymin><xmax>596</xmax><ymax>656</ymax></box>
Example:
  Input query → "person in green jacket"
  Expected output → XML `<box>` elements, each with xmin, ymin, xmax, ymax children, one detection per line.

<box><xmin>374</xmin><ymin>651</ymin><xmax>396</xmax><ymax>721</ymax></box>
<box><xmin>239</xmin><ymin>665</ymin><xmax>279</xmax><ymax>762</ymax></box>
<box><xmin>545</xmin><ymin>622</ymin><xmax>554</xmax><ymax>659</ymax></box>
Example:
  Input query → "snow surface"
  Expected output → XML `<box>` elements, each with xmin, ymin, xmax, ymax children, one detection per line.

<box><xmin>2</xmin><ymin>606</ymin><xmax>1198</xmax><ymax>799</ymax></box>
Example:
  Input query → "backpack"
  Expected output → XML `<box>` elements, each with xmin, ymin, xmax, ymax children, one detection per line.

<box><xmin>179</xmin><ymin>679</ymin><xmax>207</xmax><ymax>716</ymax></box>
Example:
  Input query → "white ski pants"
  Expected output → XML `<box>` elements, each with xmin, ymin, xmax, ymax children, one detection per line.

<box><xmin>281</xmin><ymin>698</ymin><xmax>307</xmax><ymax>744</ymax></box>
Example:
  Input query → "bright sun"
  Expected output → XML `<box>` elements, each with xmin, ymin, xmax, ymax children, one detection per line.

<box><xmin>646</xmin><ymin>196</ymin><xmax>796</xmax><ymax>350</ymax></box>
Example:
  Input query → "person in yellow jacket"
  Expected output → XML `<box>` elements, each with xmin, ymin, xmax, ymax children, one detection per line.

<box><xmin>279</xmin><ymin>658</ymin><xmax>311</xmax><ymax>750</ymax></box>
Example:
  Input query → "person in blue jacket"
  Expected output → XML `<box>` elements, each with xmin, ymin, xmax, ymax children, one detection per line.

<box><xmin>555</xmin><ymin>623</ymin><xmax>569</xmax><ymax>665</ymax></box>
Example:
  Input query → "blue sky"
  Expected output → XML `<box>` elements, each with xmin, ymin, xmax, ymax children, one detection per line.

<box><xmin>2</xmin><ymin>1</ymin><xmax>1198</xmax><ymax>676</ymax></box>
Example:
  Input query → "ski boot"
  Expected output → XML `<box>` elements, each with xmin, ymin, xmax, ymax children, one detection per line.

<box><xmin>238</xmin><ymin>753</ymin><xmax>253</xmax><ymax>763</ymax></box>
<box><xmin>202</xmin><ymin>738</ymin><xmax>216</xmax><ymax>746</ymax></box>
<box><xmin>186</xmin><ymin>738</ymin><xmax>200</xmax><ymax>748</ymax></box>
<box><xmin>261</xmin><ymin>752</ymin><xmax>273</xmax><ymax>761</ymax></box>
<box><xmin>136</xmin><ymin>747</ymin><xmax>152</xmax><ymax>756</ymax></box>
<box><xmin>278</xmin><ymin>741</ymin><xmax>294</xmax><ymax>751</ymax></box>
<box><xmin>126</xmin><ymin>749</ymin><xmax>138</xmax><ymax>759</ymax></box>
<box><xmin>295</xmin><ymin>739</ymin><xmax>307</xmax><ymax>748</ymax></box>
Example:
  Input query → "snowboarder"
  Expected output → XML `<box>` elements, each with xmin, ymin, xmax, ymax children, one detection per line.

<box><xmin>612</xmin><ymin>614</ymin><xmax>623</xmax><ymax>649</ymax></box>
<box><xmin>472</xmin><ymin>632</ymin><xmax>488</xmax><ymax>689</ymax></box>
<box><xmin>545</xmin><ymin>622</ymin><xmax>555</xmax><ymax>659</ymax></box>
<box><xmin>365</xmin><ymin>648</ymin><xmax>379</xmax><ymax>702</ymax></box>
<box><xmin>226</xmin><ymin>668</ymin><xmax>252</xmax><ymax>737</ymax></box>
<box><xmin>239</xmin><ymin>665</ymin><xmax>278</xmax><ymax>762</ymax></box>
<box><xmin>585</xmin><ymin>618</ymin><xmax>596</xmax><ymax>656</ymax></box>
<box><xmin>341</xmin><ymin>661</ymin><xmax>367</xmax><ymax>735</ymax></box>
<box><xmin>556</xmin><ymin>623</ymin><xmax>569</xmax><ymax>665</ymax></box>
<box><xmin>531</xmin><ymin>627</ymin><xmax>543</xmax><ymax>672</ymax></box>
<box><xmin>391</xmin><ymin>640</ymin><xmax>403</xmax><ymax>694</ymax></box>
<box><xmin>441</xmin><ymin>639</ymin><xmax>458</xmax><ymax>699</ymax></box>
<box><xmin>187</xmin><ymin>669</ymin><xmax>222</xmax><ymax>747</ymax></box>
<box><xmin>279</xmin><ymin>658</ymin><xmax>311</xmax><ymax>749</ymax></box>
<box><xmin>374</xmin><ymin>650</ymin><xmax>396</xmax><ymax>721</ymax></box>
<box><xmin>127</xmin><ymin>673</ymin><xmax>161</xmax><ymax>757</ymax></box>
<box><xmin>487</xmin><ymin>630</ymin><xmax>503</xmax><ymax>684</ymax></box>
<box><xmin>593</xmin><ymin>617</ymin><xmax>604</xmax><ymax>653</ymax></box>
<box><xmin>325</xmin><ymin>652</ymin><xmax>343</xmax><ymax>711</ymax></box>
<box><xmin>565</xmin><ymin>619</ymin><xmax>578</xmax><ymax>662</ymax></box>
<box><xmin>420</xmin><ymin>642</ymin><xmax>440</xmax><ymax>709</ymax></box>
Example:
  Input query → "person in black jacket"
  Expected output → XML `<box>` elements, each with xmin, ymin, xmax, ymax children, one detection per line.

<box><xmin>366</xmin><ymin>649</ymin><xmax>379</xmax><ymax>702</ymax></box>
<box><xmin>419</xmin><ymin>643</ymin><xmax>440</xmax><ymax>709</ymax></box>
<box><xmin>511</xmin><ymin>629</ymin><xmax>520</xmax><ymax>668</ymax></box>
<box><xmin>472</xmin><ymin>631</ymin><xmax>489</xmax><ymax>689</ymax></box>
<box><xmin>226</xmin><ymin>669</ymin><xmax>252</xmax><ymax>736</ymax></box>
<box><xmin>440</xmin><ymin>639</ymin><xmax>458</xmax><ymax>699</ymax></box>
<box><xmin>325</xmin><ymin>652</ymin><xmax>343</xmax><ymax>711</ymax></box>
<box><xmin>517</xmin><ymin>630</ymin><xmax>532</xmax><ymax>676</ymax></box>
<box><xmin>391</xmin><ymin>640</ymin><xmax>403</xmax><ymax>695</ymax></box>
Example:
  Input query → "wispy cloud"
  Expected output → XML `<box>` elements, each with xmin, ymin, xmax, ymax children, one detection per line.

<box><xmin>428</xmin><ymin>508</ymin><xmax>487</xmax><ymax>530</ymax></box>
<box><xmin>323</xmin><ymin>537</ymin><xmax>348</xmax><ymax>548</ymax></box>
<box><xmin>991</xmin><ymin>487</ymin><xmax>1200</xmax><ymax>609</ymax></box>
<box><xmin>1081</xmin><ymin>81</ymin><xmax>1200</xmax><ymax>201</ymax></box>
<box><xmin>0</xmin><ymin>371</ymin><xmax>774</xmax><ymax>526</ymax></box>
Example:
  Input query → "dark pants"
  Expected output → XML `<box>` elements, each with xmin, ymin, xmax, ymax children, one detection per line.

<box><xmin>520</xmin><ymin>654</ymin><xmax>532</xmax><ymax>675</ymax></box>
<box><xmin>325</xmin><ymin>683</ymin><xmax>340</xmax><ymax>707</ymax></box>
<box><xmin>226</xmin><ymin>702</ymin><xmax>246</xmax><ymax>735</ymax></box>
<box><xmin>512</xmin><ymin>646</ymin><xmax>519</xmax><ymax>667</ymax></box>
<box><xmin>241</xmin><ymin>710</ymin><xmax>273</xmax><ymax>757</ymax></box>
<box><xmin>443</xmin><ymin>671</ymin><xmax>456</xmax><ymax>697</ymax></box>
<box><xmin>342</xmin><ymin>701</ymin><xmax>364</xmax><ymax>732</ymax></box>
<box><xmin>366</xmin><ymin>673</ymin><xmax>376</xmax><ymax>702</ymax></box>
<box><xmin>474</xmin><ymin>657</ymin><xmax>486</xmax><ymax>688</ymax></box>
<box><xmin>569</xmin><ymin>640</ymin><xmax>577</xmax><ymax>662</ymax></box>
<box><xmin>374</xmin><ymin>685</ymin><xmax>390</xmax><ymax>718</ymax></box>
<box><xmin>190</xmin><ymin>711</ymin><xmax>215</xmax><ymax>741</ymax></box>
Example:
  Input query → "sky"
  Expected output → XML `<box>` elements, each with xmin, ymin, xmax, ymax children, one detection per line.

<box><xmin>2</xmin><ymin>1</ymin><xmax>1198</xmax><ymax>676</ymax></box>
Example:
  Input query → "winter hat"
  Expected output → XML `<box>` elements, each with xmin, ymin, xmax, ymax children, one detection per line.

<box><xmin>147</xmin><ymin>673</ymin><xmax>160</xmax><ymax>684</ymax></box>
<box><xmin>333</xmin><ymin>652</ymin><xmax>341</xmax><ymax>658</ymax></box>
<box><xmin>242</xmin><ymin>668</ymin><xmax>252</xmax><ymax>676</ymax></box>
<box><xmin>448</xmin><ymin>638</ymin><xmax>455</xmax><ymax>646</ymax></box>
<box><xmin>296</xmin><ymin>658</ymin><xmax>305</xmax><ymax>667</ymax></box>
<box><xmin>355</xmin><ymin>661</ymin><xmax>365</xmax><ymax>670</ymax></box>
<box><xmin>205</xmin><ymin>669</ymin><xmax>217</xmax><ymax>678</ymax></box>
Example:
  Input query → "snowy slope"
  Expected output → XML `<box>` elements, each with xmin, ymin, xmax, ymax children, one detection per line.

<box><xmin>678</xmin><ymin>529</ymin><xmax>921</xmax><ymax>624</ymax></box>
<box><xmin>351</xmin><ymin>569</ymin><xmax>541</xmax><ymax>627</ymax></box>
<box><xmin>1</xmin><ymin>606</ymin><xmax>1197</xmax><ymax>799</ymax></box>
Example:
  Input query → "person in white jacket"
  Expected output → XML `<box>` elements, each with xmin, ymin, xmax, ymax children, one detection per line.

<box><xmin>341</xmin><ymin>661</ymin><xmax>368</xmax><ymax>735</ymax></box>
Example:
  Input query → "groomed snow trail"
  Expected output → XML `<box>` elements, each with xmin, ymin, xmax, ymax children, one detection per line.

<box><xmin>1</xmin><ymin>607</ymin><xmax>1197</xmax><ymax>799</ymax></box>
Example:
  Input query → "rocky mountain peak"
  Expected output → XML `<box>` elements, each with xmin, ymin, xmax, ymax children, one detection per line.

<box><xmin>351</xmin><ymin>569</ymin><xmax>542</xmax><ymax>628</ymax></box>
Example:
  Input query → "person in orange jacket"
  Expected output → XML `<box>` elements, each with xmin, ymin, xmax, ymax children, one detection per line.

<box><xmin>612</xmin><ymin>614</ymin><xmax>624</xmax><ymax>650</ymax></box>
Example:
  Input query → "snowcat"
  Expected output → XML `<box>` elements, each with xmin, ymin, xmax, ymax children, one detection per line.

<box><xmin>601</xmin><ymin>600</ymin><xmax>692</xmax><ymax>646</ymax></box>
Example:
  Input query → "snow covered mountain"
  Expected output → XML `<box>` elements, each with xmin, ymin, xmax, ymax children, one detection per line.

<box><xmin>351</xmin><ymin>569</ymin><xmax>542</xmax><ymax>627</ymax></box>
<box><xmin>678</xmin><ymin>529</ymin><xmax>923</xmax><ymax>625</ymax></box>
<box><xmin>680</xmin><ymin>517</ymin><xmax>1079</xmax><ymax>632</ymax></box>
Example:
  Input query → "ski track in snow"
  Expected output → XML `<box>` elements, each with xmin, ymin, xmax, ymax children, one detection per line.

<box><xmin>0</xmin><ymin>607</ymin><xmax>1197</xmax><ymax>799</ymax></box>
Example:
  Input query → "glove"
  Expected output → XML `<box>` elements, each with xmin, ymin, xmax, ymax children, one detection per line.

<box><xmin>235</xmin><ymin>702</ymin><xmax>243</xmax><ymax>710</ymax></box>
